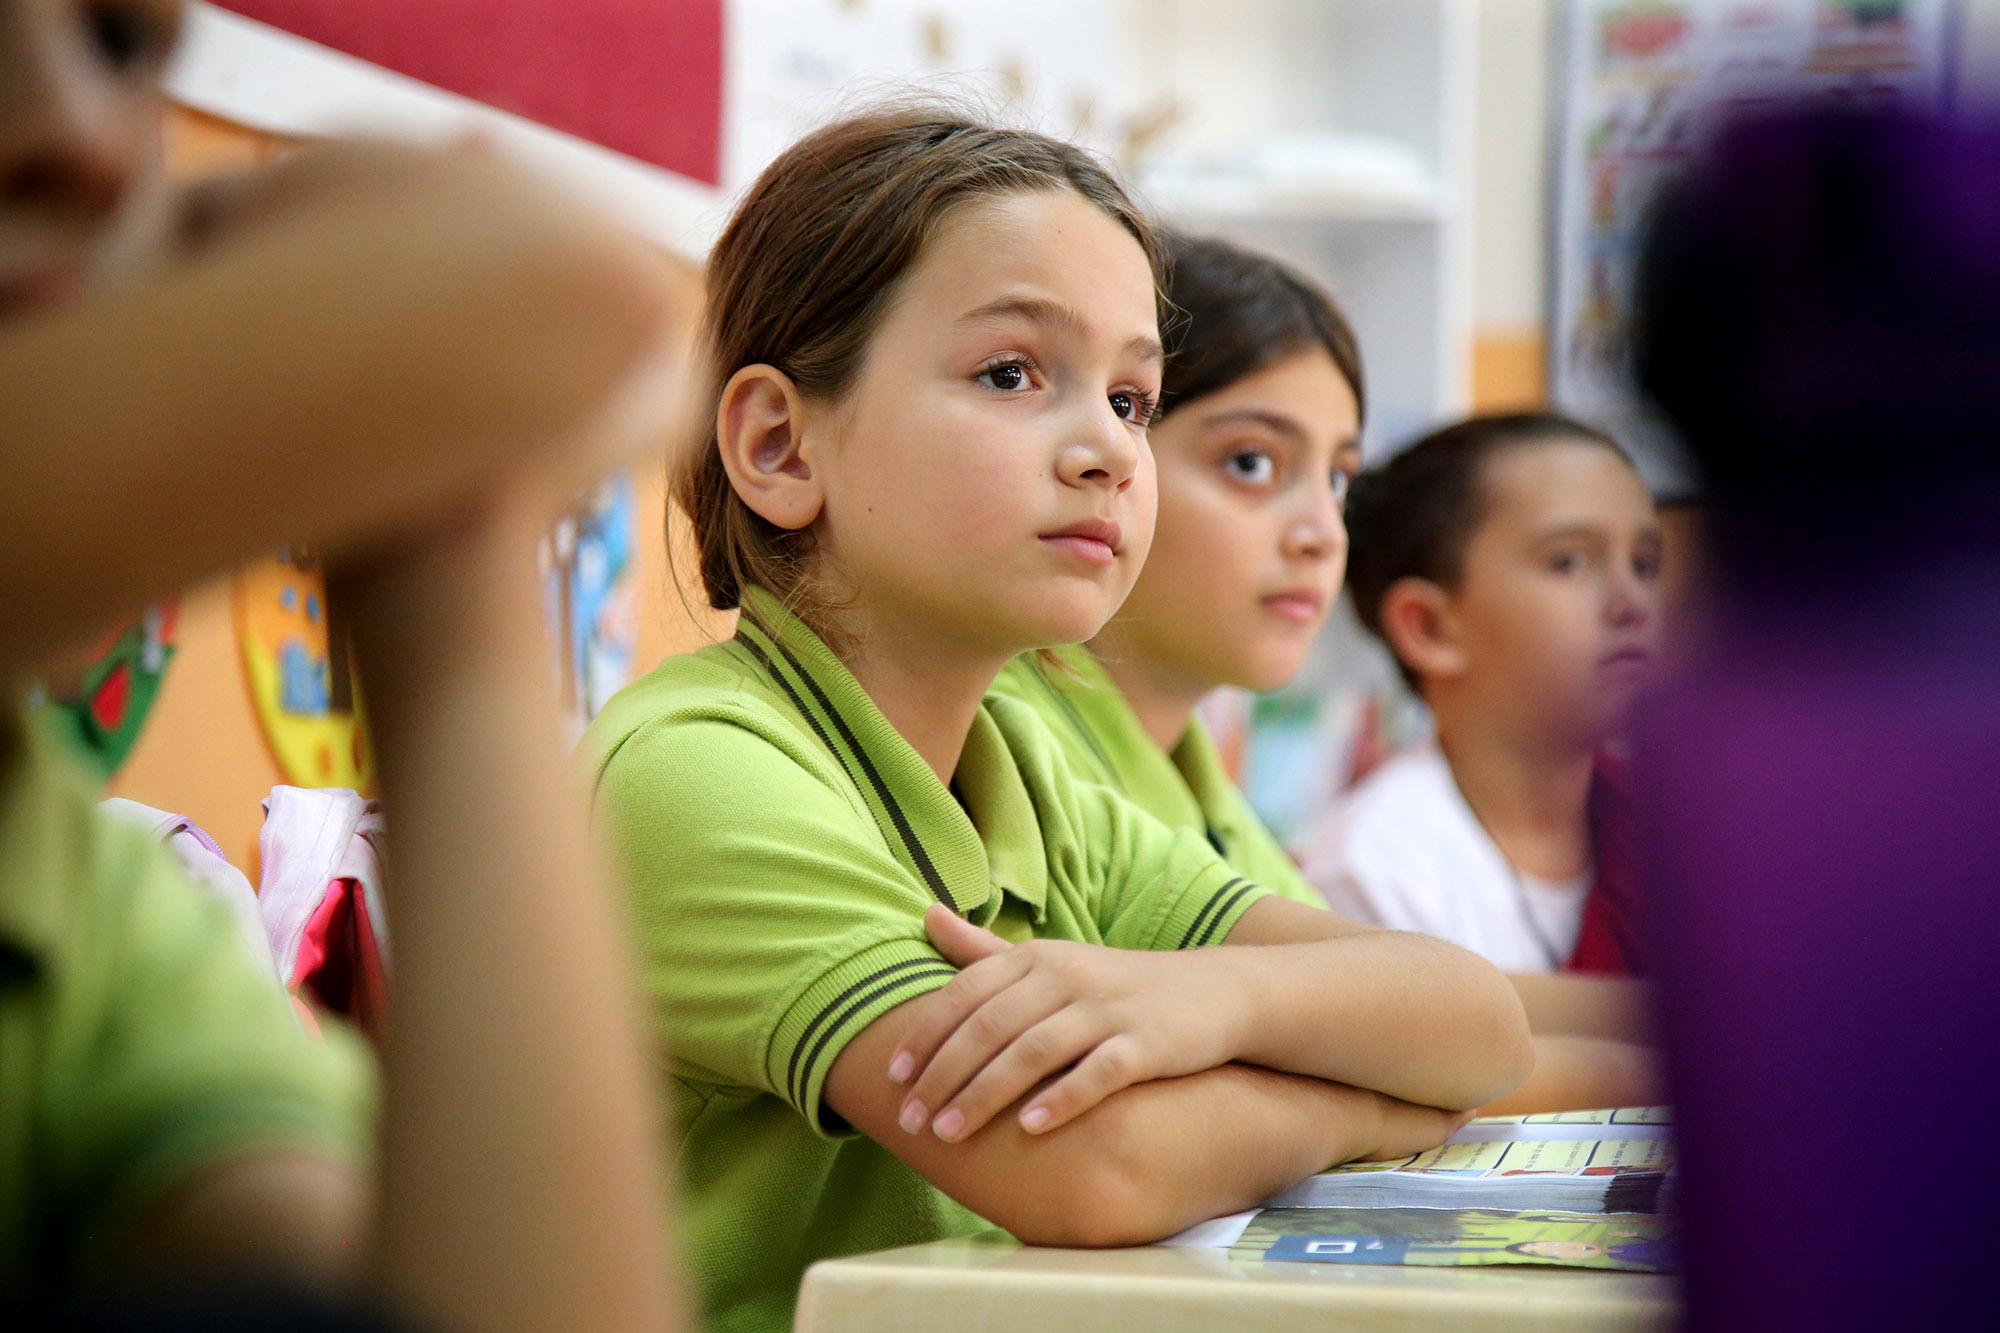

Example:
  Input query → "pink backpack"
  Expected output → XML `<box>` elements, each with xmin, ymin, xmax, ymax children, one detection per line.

<box><xmin>258</xmin><ymin>786</ymin><xmax>391</xmax><ymax>1042</ymax></box>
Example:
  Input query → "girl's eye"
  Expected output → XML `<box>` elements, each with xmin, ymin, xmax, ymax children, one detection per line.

<box><xmin>1329</xmin><ymin>469</ymin><xmax>1352</xmax><ymax>508</ymax></box>
<box><xmin>1224</xmin><ymin>449</ymin><xmax>1276</xmax><ymax>486</ymax></box>
<box><xmin>1108</xmin><ymin>388</ymin><xmax>1158</xmax><ymax>425</ymax></box>
<box><xmin>87</xmin><ymin>3</ymin><xmax>169</xmax><ymax>71</ymax></box>
<box><xmin>1548</xmin><ymin>551</ymin><xmax>1587</xmax><ymax>575</ymax></box>
<box><xmin>1633</xmin><ymin>551</ymin><xmax>1663</xmax><ymax>581</ymax></box>
<box><xmin>976</xmin><ymin>360</ymin><xmax>1032</xmax><ymax>393</ymax></box>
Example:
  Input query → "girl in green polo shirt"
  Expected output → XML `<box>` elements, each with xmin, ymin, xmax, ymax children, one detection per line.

<box><xmin>988</xmin><ymin>233</ymin><xmax>1659</xmax><ymax>1117</ymax></box>
<box><xmin>583</xmin><ymin>107</ymin><xmax>1535</xmax><ymax>1333</ymax></box>
<box><xmin>989</xmin><ymin>232</ymin><xmax>1366</xmax><ymax>910</ymax></box>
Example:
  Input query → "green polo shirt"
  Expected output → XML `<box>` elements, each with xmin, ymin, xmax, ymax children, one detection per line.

<box><xmin>581</xmin><ymin>588</ymin><xmax>1273</xmax><ymax>1333</ymax></box>
<box><xmin>0</xmin><ymin>706</ymin><xmax>372</xmax><ymax>1295</ymax></box>
<box><xmin>990</xmin><ymin>644</ymin><xmax>1324</xmax><ymax>908</ymax></box>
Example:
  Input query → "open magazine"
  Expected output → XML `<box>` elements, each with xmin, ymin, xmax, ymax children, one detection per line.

<box><xmin>1230</xmin><ymin>1206</ymin><xmax>1676</xmax><ymax>1272</ymax></box>
<box><xmin>1266</xmin><ymin>1105</ymin><xmax>1672</xmax><ymax>1214</ymax></box>
<box><xmin>1166</xmin><ymin>1107</ymin><xmax>1676</xmax><ymax>1271</ymax></box>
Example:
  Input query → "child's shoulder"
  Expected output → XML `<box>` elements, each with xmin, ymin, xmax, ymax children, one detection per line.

<box><xmin>579</xmin><ymin>637</ymin><xmax>843</xmax><ymax>795</ymax></box>
<box><xmin>1326</xmin><ymin>747</ymin><xmax>1473</xmax><ymax>866</ymax></box>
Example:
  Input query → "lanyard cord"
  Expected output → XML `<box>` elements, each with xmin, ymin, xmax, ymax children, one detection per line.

<box><xmin>1446</xmin><ymin>764</ymin><xmax>1580</xmax><ymax>971</ymax></box>
<box><xmin>1502</xmin><ymin>863</ymin><xmax>1568</xmax><ymax>972</ymax></box>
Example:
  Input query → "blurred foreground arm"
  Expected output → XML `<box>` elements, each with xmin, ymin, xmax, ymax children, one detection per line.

<box><xmin>339</xmin><ymin>496</ymin><xmax>684</xmax><ymax>1333</ymax></box>
<box><xmin>0</xmin><ymin>141</ymin><xmax>688</xmax><ymax>680</ymax></box>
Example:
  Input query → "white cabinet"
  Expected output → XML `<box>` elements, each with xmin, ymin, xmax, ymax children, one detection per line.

<box><xmin>1122</xmin><ymin>0</ymin><xmax>1476</xmax><ymax>456</ymax></box>
<box><xmin>1121</xmin><ymin>2</ymin><xmax>1473</xmax><ymax>843</ymax></box>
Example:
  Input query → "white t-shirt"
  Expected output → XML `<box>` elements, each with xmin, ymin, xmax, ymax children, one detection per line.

<box><xmin>1304</xmin><ymin>748</ymin><xmax>1590</xmax><ymax>973</ymax></box>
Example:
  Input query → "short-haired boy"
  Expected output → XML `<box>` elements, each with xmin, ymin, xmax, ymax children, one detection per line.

<box><xmin>1306</xmin><ymin>413</ymin><xmax>1661</xmax><ymax>979</ymax></box>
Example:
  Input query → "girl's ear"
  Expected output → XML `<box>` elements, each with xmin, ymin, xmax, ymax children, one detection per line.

<box><xmin>716</xmin><ymin>364</ymin><xmax>823</xmax><ymax>530</ymax></box>
<box><xmin>1379</xmin><ymin>576</ymin><xmax>1467</xmax><ymax>684</ymax></box>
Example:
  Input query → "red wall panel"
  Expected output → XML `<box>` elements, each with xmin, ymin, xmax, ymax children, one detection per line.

<box><xmin>216</xmin><ymin>1</ymin><xmax>724</xmax><ymax>184</ymax></box>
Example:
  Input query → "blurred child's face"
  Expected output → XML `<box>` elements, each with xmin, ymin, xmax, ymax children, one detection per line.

<box><xmin>0</xmin><ymin>0</ymin><xmax>181</xmax><ymax>320</ymax></box>
<box><xmin>1100</xmin><ymin>347</ymin><xmax>1359</xmax><ymax>693</ymax></box>
<box><xmin>809</xmin><ymin>189</ymin><xmax>1161</xmax><ymax>661</ymax></box>
<box><xmin>1443</xmin><ymin>440</ymin><xmax>1663</xmax><ymax>748</ymax></box>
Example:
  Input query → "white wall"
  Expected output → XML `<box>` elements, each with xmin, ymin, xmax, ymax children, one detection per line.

<box><xmin>1471</xmin><ymin>0</ymin><xmax>1552</xmax><ymax>335</ymax></box>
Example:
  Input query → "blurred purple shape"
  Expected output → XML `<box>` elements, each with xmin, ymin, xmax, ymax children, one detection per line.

<box><xmin>1635</xmin><ymin>107</ymin><xmax>2000</xmax><ymax>1328</ymax></box>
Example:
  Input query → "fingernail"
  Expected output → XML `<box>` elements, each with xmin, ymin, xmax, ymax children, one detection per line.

<box><xmin>888</xmin><ymin>1052</ymin><xmax>913</xmax><ymax>1083</ymax></box>
<box><xmin>1020</xmin><ymin>1105</ymin><xmax>1051</xmax><ymax>1133</ymax></box>
<box><xmin>898</xmin><ymin>1100</ymin><xmax>927</xmax><ymax>1134</ymax></box>
<box><xmin>933</xmin><ymin>1108</ymin><xmax>965</xmax><ymax>1141</ymax></box>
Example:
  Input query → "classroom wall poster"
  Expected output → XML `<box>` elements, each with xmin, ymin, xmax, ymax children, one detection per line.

<box><xmin>234</xmin><ymin>547</ymin><xmax>376</xmax><ymax>794</ymax></box>
<box><xmin>35</xmin><ymin>603</ymin><xmax>180</xmax><ymax>783</ymax></box>
<box><xmin>723</xmin><ymin>0</ymin><xmax>1119</xmax><ymax>189</ymax></box>
<box><xmin>541</xmin><ymin>474</ymin><xmax>640</xmax><ymax>740</ymax></box>
<box><xmin>1549</xmin><ymin>0</ymin><xmax>1962</xmax><ymax>497</ymax></box>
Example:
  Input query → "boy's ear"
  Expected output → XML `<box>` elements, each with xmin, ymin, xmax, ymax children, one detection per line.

<box><xmin>1379</xmin><ymin>577</ymin><xmax>1468</xmax><ymax>684</ymax></box>
<box><xmin>716</xmin><ymin>364</ymin><xmax>823</xmax><ymax>531</ymax></box>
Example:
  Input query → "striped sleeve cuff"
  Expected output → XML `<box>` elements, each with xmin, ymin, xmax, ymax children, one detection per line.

<box><xmin>1153</xmin><ymin>873</ymin><xmax>1272</xmax><ymax>952</ymax></box>
<box><xmin>769</xmin><ymin>936</ymin><xmax>958</xmax><ymax>1137</ymax></box>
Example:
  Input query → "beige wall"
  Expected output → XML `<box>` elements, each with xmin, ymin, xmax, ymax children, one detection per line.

<box><xmin>1470</xmin><ymin>0</ymin><xmax>1554</xmax><ymax>411</ymax></box>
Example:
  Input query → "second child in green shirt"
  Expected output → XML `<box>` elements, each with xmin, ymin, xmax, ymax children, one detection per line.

<box><xmin>996</xmin><ymin>640</ymin><xmax>1321</xmax><ymax>905</ymax></box>
<box><xmin>992</xmin><ymin>233</ymin><xmax>1366</xmax><ymax>907</ymax></box>
<box><xmin>998</xmin><ymin>234</ymin><xmax>1659</xmax><ymax>1117</ymax></box>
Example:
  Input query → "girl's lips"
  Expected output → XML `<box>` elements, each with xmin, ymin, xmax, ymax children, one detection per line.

<box><xmin>1598</xmin><ymin>646</ymin><xmax>1655</xmax><ymax>675</ymax></box>
<box><xmin>1039</xmin><ymin>518</ymin><xmax>1122</xmax><ymax>569</ymax></box>
<box><xmin>1261</xmin><ymin>590</ymin><xmax>1325</xmax><ymax>624</ymax></box>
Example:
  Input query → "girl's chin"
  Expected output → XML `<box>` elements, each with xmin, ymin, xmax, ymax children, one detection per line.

<box><xmin>1007</xmin><ymin>591</ymin><xmax>1120</xmax><ymax>649</ymax></box>
<box><xmin>1228</xmin><ymin>646</ymin><xmax>1313</xmax><ymax>695</ymax></box>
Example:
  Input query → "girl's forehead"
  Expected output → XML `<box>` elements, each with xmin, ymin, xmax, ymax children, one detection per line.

<box><xmin>1479</xmin><ymin>441</ymin><xmax>1653</xmax><ymax>523</ymax></box>
<box><xmin>904</xmin><ymin>191</ymin><xmax>1156</xmax><ymax>325</ymax></box>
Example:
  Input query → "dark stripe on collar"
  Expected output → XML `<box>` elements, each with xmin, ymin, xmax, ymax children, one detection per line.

<box><xmin>733</xmin><ymin>628</ymin><xmax>875</xmax><ymax>840</ymax></box>
<box><xmin>741</xmin><ymin>614</ymin><xmax>958</xmax><ymax>914</ymax></box>
<box><xmin>1177</xmin><ymin>877</ymin><xmax>1246</xmax><ymax>950</ymax></box>
<box><xmin>1028</xmin><ymin>657</ymin><xmax>1125</xmax><ymax>795</ymax></box>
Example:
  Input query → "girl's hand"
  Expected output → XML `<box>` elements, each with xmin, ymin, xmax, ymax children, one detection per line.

<box><xmin>1362</xmin><ymin>1097</ymin><xmax>1479</xmax><ymax>1165</ymax></box>
<box><xmin>888</xmin><ymin>906</ymin><xmax>1252</xmax><ymax>1142</ymax></box>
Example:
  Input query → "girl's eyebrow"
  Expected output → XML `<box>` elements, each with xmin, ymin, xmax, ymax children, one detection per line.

<box><xmin>957</xmin><ymin>295</ymin><xmax>1163</xmax><ymax>364</ymax></box>
<box><xmin>1197</xmin><ymin>408</ymin><xmax>1306</xmax><ymax>442</ymax></box>
<box><xmin>1531</xmin><ymin>522</ymin><xmax>1611</xmax><ymax>544</ymax></box>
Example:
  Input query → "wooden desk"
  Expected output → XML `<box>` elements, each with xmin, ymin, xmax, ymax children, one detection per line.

<box><xmin>796</xmin><ymin>1233</ymin><xmax>1677</xmax><ymax>1333</ymax></box>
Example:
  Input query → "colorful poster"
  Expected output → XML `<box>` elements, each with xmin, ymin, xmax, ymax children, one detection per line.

<box><xmin>1232</xmin><ymin>1206</ymin><xmax>1677</xmax><ymax>1272</ymax></box>
<box><xmin>541</xmin><ymin>473</ymin><xmax>640</xmax><ymax>738</ymax></box>
<box><xmin>36</xmin><ymin>603</ymin><xmax>180</xmax><ymax>782</ymax></box>
<box><xmin>234</xmin><ymin>546</ymin><xmax>375</xmax><ymax>793</ymax></box>
<box><xmin>1550</xmin><ymin>0</ymin><xmax>1961</xmax><ymax>496</ymax></box>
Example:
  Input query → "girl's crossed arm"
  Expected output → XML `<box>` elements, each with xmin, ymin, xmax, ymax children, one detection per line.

<box><xmin>827</xmin><ymin>994</ymin><xmax>1468</xmax><ymax>1249</ymax></box>
<box><xmin>892</xmin><ymin>897</ymin><xmax>1532</xmax><ymax>1144</ymax></box>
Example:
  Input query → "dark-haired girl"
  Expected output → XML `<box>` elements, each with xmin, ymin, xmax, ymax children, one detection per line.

<box><xmin>991</xmin><ymin>231</ymin><xmax>1361</xmax><ymax>906</ymax></box>
<box><xmin>990</xmin><ymin>250</ymin><xmax>1659</xmax><ymax>1118</ymax></box>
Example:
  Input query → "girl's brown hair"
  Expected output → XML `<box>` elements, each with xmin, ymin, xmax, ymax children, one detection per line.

<box><xmin>1156</xmin><ymin>232</ymin><xmax>1366</xmax><ymax>425</ymax></box>
<box><xmin>674</xmin><ymin>104</ymin><xmax>1162</xmax><ymax>620</ymax></box>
